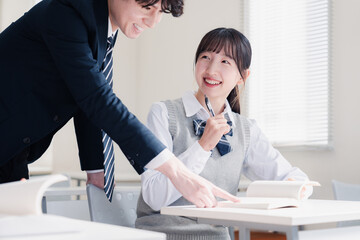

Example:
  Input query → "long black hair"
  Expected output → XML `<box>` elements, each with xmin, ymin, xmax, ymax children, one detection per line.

<box><xmin>194</xmin><ymin>28</ymin><xmax>252</xmax><ymax>114</ymax></box>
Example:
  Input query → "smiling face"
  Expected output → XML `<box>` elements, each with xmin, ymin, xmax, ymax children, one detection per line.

<box><xmin>194</xmin><ymin>28</ymin><xmax>252</xmax><ymax>114</ymax></box>
<box><xmin>108</xmin><ymin>0</ymin><xmax>163</xmax><ymax>39</ymax></box>
<box><xmin>195</xmin><ymin>49</ymin><xmax>243</xmax><ymax>102</ymax></box>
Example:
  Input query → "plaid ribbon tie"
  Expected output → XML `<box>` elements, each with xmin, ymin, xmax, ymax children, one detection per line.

<box><xmin>193</xmin><ymin>119</ymin><xmax>233</xmax><ymax>156</ymax></box>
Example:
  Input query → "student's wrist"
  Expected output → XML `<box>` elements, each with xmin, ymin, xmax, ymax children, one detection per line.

<box><xmin>198</xmin><ymin>138</ymin><xmax>213</xmax><ymax>152</ymax></box>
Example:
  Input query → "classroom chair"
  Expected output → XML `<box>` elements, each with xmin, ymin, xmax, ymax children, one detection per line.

<box><xmin>41</xmin><ymin>173</ymin><xmax>72</xmax><ymax>213</ymax></box>
<box><xmin>43</xmin><ymin>173</ymin><xmax>90</xmax><ymax>221</ymax></box>
<box><xmin>44</xmin><ymin>173</ymin><xmax>72</xmax><ymax>201</ymax></box>
<box><xmin>86</xmin><ymin>184</ymin><xmax>140</xmax><ymax>227</ymax></box>
<box><xmin>332</xmin><ymin>179</ymin><xmax>360</xmax><ymax>227</ymax></box>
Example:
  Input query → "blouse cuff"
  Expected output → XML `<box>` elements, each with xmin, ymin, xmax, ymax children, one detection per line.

<box><xmin>144</xmin><ymin>149</ymin><xmax>175</xmax><ymax>170</ymax></box>
<box><xmin>180</xmin><ymin>141</ymin><xmax>212</xmax><ymax>174</ymax></box>
<box><xmin>86</xmin><ymin>169</ymin><xmax>103</xmax><ymax>173</ymax></box>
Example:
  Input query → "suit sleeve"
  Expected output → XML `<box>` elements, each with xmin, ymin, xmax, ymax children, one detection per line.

<box><xmin>41</xmin><ymin>2</ymin><xmax>166</xmax><ymax>174</ymax></box>
<box><xmin>73</xmin><ymin>110</ymin><xmax>104</xmax><ymax>170</ymax></box>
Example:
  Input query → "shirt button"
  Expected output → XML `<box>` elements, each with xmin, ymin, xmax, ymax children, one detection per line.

<box><xmin>23</xmin><ymin>137</ymin><xmax>31</xmax><ymax>144</ymax></box>
<box><xmin>53</xmin><ymin>115</ymin><xmax>59</xmax><ymax>122</ymax></box>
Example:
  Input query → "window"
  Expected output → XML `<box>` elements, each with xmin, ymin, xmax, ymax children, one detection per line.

<box><xmin>242</xmin><ymin>0</ymin><xmax>331</xmax><ymax>149</ymax></box>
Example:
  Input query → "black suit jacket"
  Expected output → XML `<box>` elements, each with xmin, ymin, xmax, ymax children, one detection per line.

<box><xmin>0</xmin><ymin>0</ymin><xmax>165</xmax><ymax>174</ymax></box>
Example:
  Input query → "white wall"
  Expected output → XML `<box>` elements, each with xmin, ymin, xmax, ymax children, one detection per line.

<box><xmin>1</xmin><ymin>0</ymin><xmax>360</xmax><ymax>199</ymax></box>
<box><xmin>0</xmin><ymin>0</ymin><xmax>33</xmax><ymax>30</ymax></box>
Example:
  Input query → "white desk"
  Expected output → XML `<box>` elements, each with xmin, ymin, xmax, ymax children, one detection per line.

<box><xmin>161</xmin><ymin>199</ymin><xmax>360</xmax><ymax>240</ymax></box>
<box><xmin>0</xmin><ymin>214</ymin><xmax>165</xmax><ymax>240</ymax></box>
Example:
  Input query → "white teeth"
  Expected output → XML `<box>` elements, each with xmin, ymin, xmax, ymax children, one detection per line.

<box><xmin>134</xmin><ymin>24</ymin><xmax>143</xmax><ymax>31</ymax></box>
<box><xmin>205</xmin><ymin>79</ymin><xmax>221</xmax><ymax>85</ymax></box>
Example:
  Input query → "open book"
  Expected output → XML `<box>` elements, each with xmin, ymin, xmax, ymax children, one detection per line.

<box><xmin>218</xmin><ymin>180</ymin><xmax>320</xmax><ymax>210</ymax></box>
<box><xmin>0</xmin><ymin>174</ymin><xmax>67</xmax><ymax>216</ymax></box>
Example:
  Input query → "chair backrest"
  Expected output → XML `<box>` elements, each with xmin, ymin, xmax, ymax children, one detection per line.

<box><xmin>332</xmin><ymin>180</ymin><xmax>360</xmax><ymax>201</ymax></box>
<box><xmin>332</xmin><ymin>179</ymin><xmax>360</xmax><ymax>227</ymax></box>
<box><xmin>45</xmin><ymin>173</ymin><xmax>72</xmax><ymax>201</ymax></box>
<box><xmin>86</xmin><ymin>184</ymin><xmax>140</xmax><ymax>228</ymax></box>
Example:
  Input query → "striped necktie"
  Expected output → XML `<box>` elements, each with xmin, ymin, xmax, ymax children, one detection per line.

<box><xmin>102</xmin><ymin>33</ymin><xmax>116</xmax><ymax>202</ymax></box>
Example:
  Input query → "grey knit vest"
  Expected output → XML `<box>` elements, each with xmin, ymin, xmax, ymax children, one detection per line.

<box><xmin>136</xmin><ymin>98</ymin><xmax>250</xmax><ymax>240</ymax></box>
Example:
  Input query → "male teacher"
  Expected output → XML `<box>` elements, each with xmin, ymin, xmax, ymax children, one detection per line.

<box><xmin>0</xmin><ymin>0</ymin><xmax>238</xmax><ymax>207</ymax></box>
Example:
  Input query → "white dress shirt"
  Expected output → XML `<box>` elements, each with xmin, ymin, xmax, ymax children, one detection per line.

<box><xmin>87</xmin><ymin>19</ymin><xmax>174</xmax><ymax>174</ymax></box>
<box><xmin>141</xmin><ymin>91</ymin><xmax>311</xmax><ymax>211</ymax></box>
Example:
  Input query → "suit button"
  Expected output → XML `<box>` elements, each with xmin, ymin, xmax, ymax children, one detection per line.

<box><xmin>130</xmin><ymin>160</ymin><xmax>135</xmax><ymax>165</ymax></box>
<box><xmin>23</xmin><ymin>137</ymin><xmax>31</xmax><ymax>144</ymax></box>
<box><xmin>53</xmin><ymin>115</ymin><xmax>59</xmax><ymax>122</ymax></box>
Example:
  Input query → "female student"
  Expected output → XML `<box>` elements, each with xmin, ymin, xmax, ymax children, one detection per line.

<box><xmin>135</xmin><ymin>28</ymin><xmax>312</xmax><ymax>240</ymax></box>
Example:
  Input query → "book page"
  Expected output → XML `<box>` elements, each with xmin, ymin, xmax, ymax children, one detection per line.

<box><xmin>217</xmin><ymin>181</ymin><xmax>319</xmax><ymax>210</ymax></box>
<box><xmin>246</xmin><ymin>181</ymin><xmax>312</xmax><ymax>200</ymax></box>
<box><xmin>0</xmin><ymin>174</ymin><xmax>67</xmax><ymax>216</ymax></box>
<box><xmin>218</xmin><ymin>197</ymin><xmax>300</xmax><ymax>210</ymax></box>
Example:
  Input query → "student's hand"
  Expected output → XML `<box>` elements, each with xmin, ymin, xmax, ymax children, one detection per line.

<box><xmin>156</xmin><ymin>156</ymin><xmax>240</xmax><ymax>208</ymax></box>
<box><xmin>87</xmin><ymin>171</ymin><xmax>104</xmax><ymax>189</ymax></box>
<box><xmin>286</xmin><ymin>178</ymin><xmax>306</xmax><ymax>199</ymax></box>
<box><xmin>198</xmin><ymin>114</ymin><xmax>231</xmax><ymax>152</ymax></box>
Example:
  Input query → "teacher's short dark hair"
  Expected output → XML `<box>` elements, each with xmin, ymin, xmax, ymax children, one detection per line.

<box><xmin>136</xmin><ymin>0</ymin><xmax>184</xmax><ymax>17</ymax></box>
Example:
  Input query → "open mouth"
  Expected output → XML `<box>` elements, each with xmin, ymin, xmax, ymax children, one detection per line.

<box><xmin>204</xmin><ymin>78</ymin><xmax>222</xmax><ymax>86</ymax></box>
<box><xmin>134</xmin><ymin>23</ymin><xmax>144</xmax><ymax>32</ymax></box>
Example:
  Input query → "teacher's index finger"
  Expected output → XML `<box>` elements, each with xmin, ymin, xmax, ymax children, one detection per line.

<box><xmin>212</xmin><ymin>185</ymin><xmax>240</xmax><ymax>203</ymax></box>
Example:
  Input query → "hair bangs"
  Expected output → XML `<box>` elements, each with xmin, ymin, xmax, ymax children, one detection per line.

<box><xmin>196</xmin><ymin>30</ymin><xmax>238</xmax><ymax>64</ymax></box>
